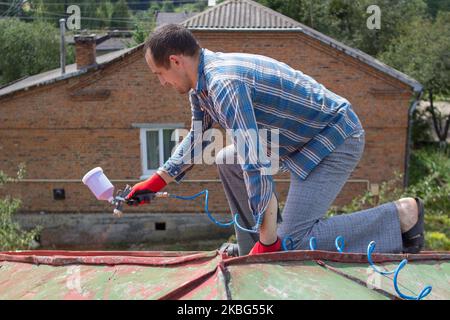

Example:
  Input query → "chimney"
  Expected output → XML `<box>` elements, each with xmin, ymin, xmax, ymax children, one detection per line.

<box><xmin>74</xmin><ymin>34</ymin><xmax>97</xmax><ymax>70</ymax></box>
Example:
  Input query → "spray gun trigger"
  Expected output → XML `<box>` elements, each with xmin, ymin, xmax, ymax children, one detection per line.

<box><xmin>127</xmin><ymin>192</ymin><xmax>156</xmax><ymax>206</ymax></box>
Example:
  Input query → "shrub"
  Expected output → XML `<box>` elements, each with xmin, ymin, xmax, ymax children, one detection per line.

<box><xmin>0</xmin><ymin>165</ymin><xmax>42</xmax><ymax>251</ymax></box>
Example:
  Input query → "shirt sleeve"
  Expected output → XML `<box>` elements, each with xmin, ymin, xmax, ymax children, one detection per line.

<box><xmin>158</xmin><ymin>92</ymin><xmax>214</xmax><ymax>183</ymax></box>
<box><xmin>211</xmin><ymin>79</ymin><xmax>274</xmax><ymax>231</ymax></box>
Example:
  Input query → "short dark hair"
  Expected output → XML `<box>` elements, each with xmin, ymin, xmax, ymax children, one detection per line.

<box><xmin>143</xmin><ymin>24</ymin><xmax>200</xmax><ymax>69</ymax></box>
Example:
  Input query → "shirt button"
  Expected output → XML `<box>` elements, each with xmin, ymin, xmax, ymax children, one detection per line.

<box><xmin>174</xmin><ymin>171</ymin><xmax>178</xmax><ymax>174</ymax></box>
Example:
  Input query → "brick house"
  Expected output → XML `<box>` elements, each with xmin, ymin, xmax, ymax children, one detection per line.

<box><xmin>0</xmin><ymin>0</ymin><xmax>422</xmax><ymax>248</ymax></box>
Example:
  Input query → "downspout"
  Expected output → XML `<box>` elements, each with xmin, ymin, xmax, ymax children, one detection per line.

<box><xmin>404</xmin><ymin>88</ymin><xmax>424</xmax><ymax>188</ymax></box>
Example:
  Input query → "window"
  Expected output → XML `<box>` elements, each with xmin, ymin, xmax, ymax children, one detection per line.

<box><xmin>139</xmin><ymin>126</ymin><xmax>182</xmax><ymax>179</ymax></box>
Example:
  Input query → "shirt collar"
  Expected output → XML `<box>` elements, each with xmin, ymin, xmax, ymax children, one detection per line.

<box><xmin>195</xmin><ymin>48</ymin><xmax>206</xmax><ymax>94</ymax></box>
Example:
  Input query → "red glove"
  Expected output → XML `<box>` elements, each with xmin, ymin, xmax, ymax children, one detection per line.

<box><xmin>249</xmin><ymin>237</ymin><xmax>282</xmax><ymax>255</ymax></box>
<box><xmin>126</xmin><ymin>173</ymin><xmax>167</xmax><ymax>205</ymax></box>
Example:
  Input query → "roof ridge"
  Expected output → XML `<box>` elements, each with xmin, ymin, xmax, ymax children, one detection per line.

<box><xmin>240</xmin><ymin>0</ymin><xmax>303</xmax><ymax>26</ymax></box>
<box><xmin>181</xmin><ymin>0</ymin><xmax>232</xmax><ymax>27</ymax></box>
<box><xmin>182</xmin><ymin>0</ymin><xmax>302</xmax><ymax>29</ymax></box>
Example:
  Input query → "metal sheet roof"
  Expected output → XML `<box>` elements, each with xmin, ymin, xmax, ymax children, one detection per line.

<box><xmin>0</xmin><ymin>46</ymin><xmax>138</xmax><ymax>99</ymax></box>
<box><xmin>156</xmin><ymin>12</ymin><xmax>198</xmax><ymax>27</ymax></box>
<box><xmin>0</xmin><ymin>249</ymin><xmax>448</xmax><ymax>300</ymax></box>
<box><xmin>182</xmin><ymin>0</ymin><xmax>302</xmax><ymax>29</ymax></box>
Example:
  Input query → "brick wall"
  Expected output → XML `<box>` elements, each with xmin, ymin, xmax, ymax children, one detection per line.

<box><xmin>0</xmin><ymin>31</ymin><xmax>414</xmax><ymax>216</ymax></box>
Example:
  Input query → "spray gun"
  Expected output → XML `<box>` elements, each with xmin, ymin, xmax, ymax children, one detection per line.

<box><xmin>82</xmin><ymin>167</ymin><xmax>234</xmax><ymax>230</ymax></box>
<box><xmin>82</xmin><ymin>167</ymin><xmax>169</xmax><ymax>218</ymax></box>
<box><xmin>111</xmin><ymin>185</ymin><xmax>169</xmax><ymax>217</ymax></box>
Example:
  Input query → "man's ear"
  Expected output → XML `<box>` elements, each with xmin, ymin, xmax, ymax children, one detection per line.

<box><xmin>169</xmin><ymin>54</ymin><xmax>182</xmax><ymax>67</ymax></box>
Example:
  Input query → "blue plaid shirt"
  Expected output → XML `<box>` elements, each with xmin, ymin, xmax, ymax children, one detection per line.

<box><xmin>160</xmin><ymin>48</ymin><xmax>362</xmax><ymax>230</ymax></box>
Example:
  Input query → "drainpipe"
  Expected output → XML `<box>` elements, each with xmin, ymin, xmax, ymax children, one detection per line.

<box><xmin>59</xmin><ymin>18</ymin><xmax>66</xmax><ymax>75</ymax></box>
<box><xmin>404</xmin><ymin>89</ymin><xmax>424</xmax><ymax>188</ymax></box>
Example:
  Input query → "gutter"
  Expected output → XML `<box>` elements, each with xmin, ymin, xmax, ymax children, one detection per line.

<box><xmin>404</xmin><ymin>88</ymin><xmax>424</xmax><ymax>188</ymax></box>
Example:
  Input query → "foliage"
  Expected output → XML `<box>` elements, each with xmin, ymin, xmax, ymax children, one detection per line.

<box><xmin>425</xmin><ymin>0</ymin><xmax>450</xmax><ymax>18</ymax></box>
<box><xmin>0</xmin><ymin>165</ymin><xmax>42</xmax><ymax>251</ymax></box>
<box><xmin>174</xmin><ymin>1</ymin><xmax>208</xmax><ymax>13</ymax></box>
<box><xmin>111</xmin><ymin>0</ymin><xmax>132</xmax><ymax>30</ymax></box>
<box><xmin>95</xmin><ymin>1</ymin><xmax>115</xmax><ymax>29</ymax></box>
<box><xmin>379</xmin><ymin>13</ymin><xmax>450</xmax><ymax>97</ymax></box>
<box><xmin>256</xmin><ymin>0</ymin><xmax>428</xmax><ymax>57</ymax></box>
<box><xmin>411</xmin><ymin>107</ymin><xmax>434</xmax><ymax>146</ymax></box>
<box><xmin>426</xmin><ymin>231</ymin><xmax>450</xmax><ymax>251</ymax></box>
<box><xmin>379</xmin><ymin>12</ymin><xmax>450</xmax><ymax>144</ymax></box>
<box><xmin>0</xmin><ymin>18</ymin><xmax>75</xmax><ymax>86</ymax></box>
<box><xmin>161</xmin><ymin>1</ymin><xmax>175</xmax><ymax>13</ymax></box>
<box><xmin>131</xmin><ymin>16</ymin><xmax>154</xmax><ymax>46</ymax></box>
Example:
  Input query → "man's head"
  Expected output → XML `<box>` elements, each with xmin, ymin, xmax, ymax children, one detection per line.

<box><xmin>143</xmin><ymin>24</ymin><xmax>201</xmax><ymax>94</ymax></box>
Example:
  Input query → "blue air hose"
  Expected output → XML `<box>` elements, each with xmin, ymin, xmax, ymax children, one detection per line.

<box><xmin>169</xmin><ymin>190</ymin><xmax>234</xmax><ymax>227</ymax></box>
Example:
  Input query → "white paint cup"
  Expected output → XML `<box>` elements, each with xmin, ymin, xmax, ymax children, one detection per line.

<box><xmin>82</xmin><ymin>167</ymin><xmax>114</xmax><ymax>202</ymax></box>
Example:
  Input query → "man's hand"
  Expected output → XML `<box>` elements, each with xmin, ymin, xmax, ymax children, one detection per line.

<box><xmin>126</xmin><ymin>173</ymin><xmax>167</xmax><ymax>205</ymax></box>
<box><xmin>249</xmin><ymin>237</ymin><xmax>282</xmax><ymax>255</ymax></box>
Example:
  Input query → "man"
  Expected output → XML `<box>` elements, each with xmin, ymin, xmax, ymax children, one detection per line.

<box><xmin>126</xmin><ymin>24</ymin><xmax>425</xmax><ymax>256</ymax></box>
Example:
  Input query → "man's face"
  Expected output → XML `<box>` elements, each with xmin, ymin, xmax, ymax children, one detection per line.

<box><xmin>145</xmin><ymin>50</ymin><xmax>192</xmax><ymax>94</ymax></box>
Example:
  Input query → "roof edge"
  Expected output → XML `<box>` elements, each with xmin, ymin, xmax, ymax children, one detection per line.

<box><xmin>296</xmin><ymin>26</ymin><xmax>423</xmax><ymax>93</ymax></box>
<box><xmin>0</xmin><ymin>44</ymin><xmax>144</xmax><ymax>99</ymax></box>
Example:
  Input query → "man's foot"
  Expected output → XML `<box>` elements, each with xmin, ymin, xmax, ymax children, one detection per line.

<box><xmin>395</xmin><ymin>197</ymin><xmax>425</xmax><ymax>254</ymax></box>
<box><xmin>395</xmin><ymin>198</ymin><xmax>419</xmax><ymax>233</ymax></box>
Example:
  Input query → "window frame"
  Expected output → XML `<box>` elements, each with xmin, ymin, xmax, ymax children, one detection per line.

<box><xmin>135</xmin><ymin>123</ymin><xmax>184</xmax><ymax>180</ymax></box>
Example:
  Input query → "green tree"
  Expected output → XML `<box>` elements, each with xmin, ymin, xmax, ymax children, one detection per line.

<box><xmin>380</xmin><ymin>13</ymin><xmax>450</xmax><ymax>146</ymax></box>
<box><xmin>131</xmin><ymin>9</ymin><xmax>156</xmax><ymax>46</ymax></box>
<box><xmin>256</xmin><ymin>0</ymin><xmax>428</xmax><ymax>57</ymax></box>
<box><xmin>326</xmin><ymin>0</ymin><xmax>428</xmax><ymax>56</ymax></box>
<box><xmin>175</xmin><ymin>1</ymin><xmax>208</xmax><ymax>13</ymax></box>
<box><xmin>357</xmin><ymin>0</ymin><xmax>428</xmax><ymax>56</ymax></box>
<box><xmin>148</xmin><ymin>2</ymin><xmax>162</xmax><ymax>15</ymax></box>
<box><xmin>162</xmin><ymin>1</ymin><xmax>175</xmax><ymax>13</ymax></box>
<box><xmin>96</xmin><ymin>0</ymin><xmax>115</xmax><ymax>29</ymax></box>
<box><xmin>0</xmin><ymin>165</ymin><xmax>42</xmax><ymax>251</ymax></box>
<box><xmin>0</xmin><ymin>18</ymin><xmax>75</xmax><ymax>86</ymax></box>
<box><xmin>111</xmin><ymin>0</ymin><xmax>132</xmax><ymax>30</ymax></box>
<box><xmin>0</xmin><ymin>0</ymin><xmax>22</xmax><ymax>16</ymax></box>
<box><xmin>30</xmin><ymin>0</ymin><xmax>66</xmax><ymax>27</ymax></box>
<box><xmin>80</xmin><ymin>0</ymin><xmax>104</xmax><ymax>30</ymax></box>
<box><xmin>426</xmin><ymin>0</ymin><xmax>450</xmax><ymax>18</ymax></box>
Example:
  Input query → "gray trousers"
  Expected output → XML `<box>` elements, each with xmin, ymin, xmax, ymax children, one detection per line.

<box><xmin>216</xmin><ymin>129</ymin><xmax>403</xmax><ymax>255</ymax></box>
